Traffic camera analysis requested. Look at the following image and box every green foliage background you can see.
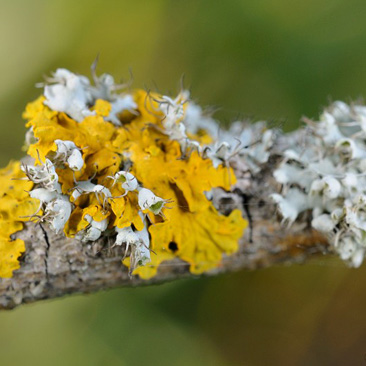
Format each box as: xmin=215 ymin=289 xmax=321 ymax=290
xmin=1 ymin=1 xmax=366 ymax=365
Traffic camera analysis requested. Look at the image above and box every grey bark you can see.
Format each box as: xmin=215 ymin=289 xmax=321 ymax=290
xmin=0 ymin=130 xmax=331 ymax=310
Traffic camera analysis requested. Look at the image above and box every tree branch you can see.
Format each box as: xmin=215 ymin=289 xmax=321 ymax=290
xmin=0 ymin=130 xmax=331 ymax=310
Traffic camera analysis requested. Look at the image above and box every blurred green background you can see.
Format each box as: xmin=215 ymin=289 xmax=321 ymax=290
xmin=1 ymin=0 xmax=366 ymax=365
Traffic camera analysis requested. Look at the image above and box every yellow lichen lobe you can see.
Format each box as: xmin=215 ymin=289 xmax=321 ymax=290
xmin=0 ymin=161 xmax=39 ymax=277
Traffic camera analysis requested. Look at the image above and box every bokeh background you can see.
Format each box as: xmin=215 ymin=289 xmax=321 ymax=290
xmin=1 ymin=0 xmax=366 ymax=365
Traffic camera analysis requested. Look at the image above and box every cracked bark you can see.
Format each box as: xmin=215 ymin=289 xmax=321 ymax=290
xmin=0 ymin=130 xmax=332 ymax=309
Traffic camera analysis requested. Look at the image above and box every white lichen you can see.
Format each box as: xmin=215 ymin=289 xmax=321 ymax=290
xmin=107 ymin=171 xmax=139 ymax=195
xmin=272 ymin=101 xmax=366 ymax=267
xmin=138 ymin=187 xmax=167 ymax=216
xmin=115 ymin=215 xmax=151 ymax=274
xmin=43 ymin=68 xmax=95 ymax=122
xmin=53 ymin=140 xmax=84 ymax=171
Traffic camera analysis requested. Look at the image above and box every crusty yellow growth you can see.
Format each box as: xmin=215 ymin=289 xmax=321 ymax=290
xmin=20 ymin=90 xmax=247 ymax=278
xmin=0 ymin=161 xmax=39 ymax=277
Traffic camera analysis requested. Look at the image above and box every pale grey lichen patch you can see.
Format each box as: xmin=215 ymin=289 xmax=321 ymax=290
xmin=271 ymin=101 xmax=366 ymax=267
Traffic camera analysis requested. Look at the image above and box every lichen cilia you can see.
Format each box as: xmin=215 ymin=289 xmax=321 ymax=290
xmin=0 ymin=67 xmax=251 ymax=279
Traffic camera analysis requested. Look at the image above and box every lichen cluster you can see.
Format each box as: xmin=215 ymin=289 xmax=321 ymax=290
xmin=0 ymin=68 xmax=248 ymax=278
xmin=5 ymin=67 xmax=366 ymax=278
xmin=272 ymin=101 xmax=366 ymax=267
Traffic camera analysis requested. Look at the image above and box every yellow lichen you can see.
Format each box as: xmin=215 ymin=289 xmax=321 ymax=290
xmin=0 ymin=161 xmax=39 ymax=277
xmin=0 ymin=74 xmax=248 ymax=278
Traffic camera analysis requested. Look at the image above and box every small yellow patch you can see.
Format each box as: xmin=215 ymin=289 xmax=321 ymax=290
xmin=93 ymin=99 xmax=112 ymax=117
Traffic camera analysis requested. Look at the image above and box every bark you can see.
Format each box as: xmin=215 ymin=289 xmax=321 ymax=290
xmin=0 ymin=130 xmax=331 ymax=310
